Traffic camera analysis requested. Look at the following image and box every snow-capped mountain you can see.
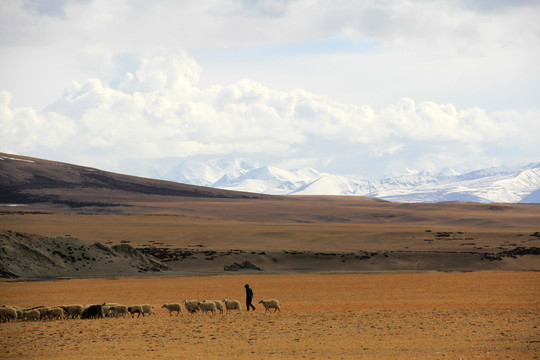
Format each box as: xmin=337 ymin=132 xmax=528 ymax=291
xmin=162 ymin=158 xmax=257 ymax=187
xmin=160 ymin=160 xmax=540 ymax=203
xmin=215 ymin=166 xmax=323 ymax=195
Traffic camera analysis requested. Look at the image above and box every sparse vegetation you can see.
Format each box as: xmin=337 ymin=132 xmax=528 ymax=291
xmin=0 ymin=273 xmax=537 ymax=359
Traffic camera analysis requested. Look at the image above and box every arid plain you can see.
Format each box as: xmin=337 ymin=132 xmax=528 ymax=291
xmin=1 ymin=272 xmax=539 ymax=359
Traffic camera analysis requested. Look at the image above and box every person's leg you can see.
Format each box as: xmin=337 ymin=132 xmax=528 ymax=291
xmin=247 ymin=298 xmax=255 ymax=311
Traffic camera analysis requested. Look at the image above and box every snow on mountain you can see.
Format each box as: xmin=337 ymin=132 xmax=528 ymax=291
xmin=292 ymin=174 xmax=364 ymax=196
xmin=217 ymin=166 xmax=322 ymax=195
xmin=160 ymin=159 xmax=540 ymax=203
xmin=163 ymin=158 xmax=256 ymax=186
xmin=480 ymin=167 xmax=540 ymax=203
xmin=361 ymin=165 xmax=540 ymax=203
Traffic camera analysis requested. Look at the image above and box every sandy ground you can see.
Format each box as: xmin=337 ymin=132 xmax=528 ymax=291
xmin=1 ymin=272 xmax=539 ymax=359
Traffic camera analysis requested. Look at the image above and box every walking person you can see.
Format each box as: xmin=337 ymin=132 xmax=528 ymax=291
xmin=245 ymin=284 xmax=256 ymax=311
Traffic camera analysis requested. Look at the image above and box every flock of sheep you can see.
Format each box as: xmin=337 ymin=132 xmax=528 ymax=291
xmin=0 ymin=299 xmax=280 ymax=322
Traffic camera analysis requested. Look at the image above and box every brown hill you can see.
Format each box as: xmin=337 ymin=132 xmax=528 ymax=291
xmin=0 ymin=152 xmax=270 ymax=208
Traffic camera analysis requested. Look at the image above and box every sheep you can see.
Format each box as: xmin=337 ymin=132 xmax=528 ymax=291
xmin=141 ymin=304 xmax=154 ymax=316
xmin=197 ymin=301 xmax=217 ymax=316
xmin=35 ymin=307 xmax=50 ymax=320
xmin=10 ymin=306 xmax=23 ymax=320
xmin=5 ymin=306 xmax=24 ymax=321
xmin=23 ymin=309 xmax=40 ymax=321
xmin=128 ymin=305 xmax=144 ymax=318
xmin=81 ymin=305 xmax=103 ymax=319
xmin=101 ymin=305 xmax=112 ymax=317
xmin=102 ymin=303 xmax=124 ymax=317
xmin=184 ymin=300 xmax=200 ymax=314
xmin=162 ymin=303 xmax=183 ymax=316
xmin=258 ymin=299 xmax=280 ymax=313
xmin=213 ymin=300 xmax=224 ymax=315
xmin=0 ymin=306 xmax=18 ymax=322
xmin=222 ymin=299 xmax=241 ymax=314
xmin=46 ymin=307 xmax=65 ymax=320
xmin=61 ymin=305 xmax=83 ymax=319
xmin=108 ymin=305 xmax=129 ymax=318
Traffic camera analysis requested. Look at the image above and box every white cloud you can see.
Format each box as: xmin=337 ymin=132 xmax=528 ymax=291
xmin=0 ymin=1 xmax=538 ymax=114
xmin=119 ymin=54 xmax=201 ymax=95
xmin=1 ymin=53 xmax=538 ymax=178
xmin=1 ymin=0 xmax=539 ymax=178
xmin=381 ymin=98 xmax=507 ymax=142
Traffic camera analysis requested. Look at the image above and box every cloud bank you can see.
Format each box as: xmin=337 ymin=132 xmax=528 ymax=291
xmin=1 ymin=53 xmax=538 ymax=178
xmin=1 ymin=0 xmax=539 ymax=178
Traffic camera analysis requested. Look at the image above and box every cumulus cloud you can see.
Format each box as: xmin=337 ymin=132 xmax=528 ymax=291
xmin=1 ymin=53 xmax=538 ymax=178
xmin=119 ymin=54 xmax=202 ymax=95
xmin=381 ymin=98 xmax=506 ymax=142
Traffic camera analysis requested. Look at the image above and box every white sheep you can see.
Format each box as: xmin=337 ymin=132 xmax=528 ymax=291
xmin=61 ymin=305 xmax=83 ymax=319
xmin=162 ymin=303 xmax=183 ymax=316
xmin=197 ymin=301 xmax=217 ymax=316
xmin=0 ymin=306 xmax=18 ymax=322
xmin=184 ymin=300 xmax=200 ymax=314
xmin=23 ymin=309 xmax=41 ymax=321
xmin=101 ymin=303 xmax=123 ymax=317
xmin=222 ymin=299 xmax=241 ymax=314
xmin=141 ymin=304 xmax=154 ymax=316
xmin=46 ymin=307 xmax=65 ymax=320
xmin=258 ymin=299 xmax=280 ymax=313
xmin=108 ymin=305 xmax=129 ymax=318
xmin=11 ymin=306 xmax=23 ymax=320
xmin=213 ymin=300 xmax=224 ymax=315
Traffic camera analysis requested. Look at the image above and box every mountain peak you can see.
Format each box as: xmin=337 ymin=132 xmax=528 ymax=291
xmin=160 ymin=159 xmax=540 ymax=203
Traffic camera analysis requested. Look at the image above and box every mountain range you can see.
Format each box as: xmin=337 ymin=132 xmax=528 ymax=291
xmin=160 ymin=159 xmax=540 ymax=203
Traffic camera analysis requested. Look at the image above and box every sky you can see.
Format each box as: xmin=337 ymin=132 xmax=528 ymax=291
xmin=1 ymin=0 xmax=540 ymax=180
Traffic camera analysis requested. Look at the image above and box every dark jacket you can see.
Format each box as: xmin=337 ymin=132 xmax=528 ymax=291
xmin=246 ymin=287 xmax=254 ymax=299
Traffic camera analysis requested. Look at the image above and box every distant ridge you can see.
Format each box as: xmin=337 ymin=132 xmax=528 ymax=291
xmin=3 ymin=153 xmax=539 ymax=204
xmin=161 ymin=158 xmax=540 ymax=203
xmin=0 ymin=153 xmax=271 ymax=207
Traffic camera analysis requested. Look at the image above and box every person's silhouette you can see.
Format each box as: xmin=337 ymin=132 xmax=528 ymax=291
xmin=245 ymin=284 xmax=255 ymax=311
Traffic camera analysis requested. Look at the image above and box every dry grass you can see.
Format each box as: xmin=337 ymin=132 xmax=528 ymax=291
xmin=3 ymin=198 xmax=539 ymax=273
xmin=1 ymin=272 xmax=539 ymax=359
xmin=2 ymin=197 xmax=540 ymax=253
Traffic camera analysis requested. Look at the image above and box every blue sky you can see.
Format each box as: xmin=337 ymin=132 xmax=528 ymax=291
xmin=1 ymin=0 xmax=539 ymax=179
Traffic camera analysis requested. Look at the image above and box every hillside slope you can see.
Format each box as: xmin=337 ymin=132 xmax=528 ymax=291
xmin=0 ymin=153 xmax=270 ymax=208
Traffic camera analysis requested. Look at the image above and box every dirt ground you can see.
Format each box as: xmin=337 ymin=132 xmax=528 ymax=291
xmin=1 ymin=272 xmax=539 ymax=359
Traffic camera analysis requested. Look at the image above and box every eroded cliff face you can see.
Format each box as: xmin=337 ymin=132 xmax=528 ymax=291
xmin=0 ymin=230 xmax=167 ymax=278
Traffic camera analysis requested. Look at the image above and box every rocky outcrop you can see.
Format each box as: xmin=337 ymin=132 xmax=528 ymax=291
xmin=224 ymin=260 xmax=263 ymax=271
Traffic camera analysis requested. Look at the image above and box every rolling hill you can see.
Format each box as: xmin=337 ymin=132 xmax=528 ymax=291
xmin=0 ymin=153 xmax=270 ymax=208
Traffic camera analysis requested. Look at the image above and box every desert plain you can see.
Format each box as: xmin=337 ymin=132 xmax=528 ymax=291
xmin=1 ymin=272 xmax=539 ymax=359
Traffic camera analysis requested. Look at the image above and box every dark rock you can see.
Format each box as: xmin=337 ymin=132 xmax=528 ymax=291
xmin=224 ymin=261 xmax=263 ymax=271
